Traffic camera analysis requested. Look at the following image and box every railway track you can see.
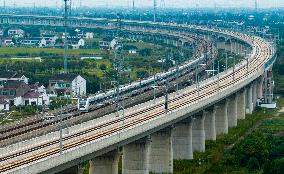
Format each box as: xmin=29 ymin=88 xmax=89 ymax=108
xmin=0 ymin=30 xmax=216 ymax=147
xmin=0 ymin=32 xmax=270 ymax=173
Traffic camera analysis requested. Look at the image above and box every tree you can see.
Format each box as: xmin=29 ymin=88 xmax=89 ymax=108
xmin=138 ymin=48 xmax=152 ymax=57
xmin=55 ymin=38 xmax=64 ymax=44
xmin=232 ymin=131 xmax=269 ymax=167
xmin=247 ymin=157 xmax=260 ymax=171
xmin=264 ymin=158 xmax=284 ymax=174
xmin=99 ymin=64 xmax=107 ymax=71
xmin=136 ymin=69 xmax=148 ymax=79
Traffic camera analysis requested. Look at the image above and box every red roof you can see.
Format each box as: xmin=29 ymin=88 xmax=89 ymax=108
xmin=23 ymin=91 xmax=41 ymax=99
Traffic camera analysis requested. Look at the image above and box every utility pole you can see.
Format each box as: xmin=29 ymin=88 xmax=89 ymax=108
xmin=132 ymin=0 xmax=135 ymax=13
xmin=13 ymin=0 xmax=16 ymax=10
xmin=254 ymin=0 xmax=258 ymax=11
xmin=153 ymin=0 xmax=157 ymax=22
xmin=161 ymin=0 xmax=165 ymax=9
xmin=63 ymin=0 xmax=69 ymax=73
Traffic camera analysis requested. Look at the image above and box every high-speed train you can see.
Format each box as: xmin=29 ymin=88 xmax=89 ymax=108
xmin=78 ymin=53 xmax=208 ymax=112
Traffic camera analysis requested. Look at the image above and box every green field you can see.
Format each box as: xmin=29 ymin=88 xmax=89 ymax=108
xmin=0 ymin=47 xmax=106 ymax=56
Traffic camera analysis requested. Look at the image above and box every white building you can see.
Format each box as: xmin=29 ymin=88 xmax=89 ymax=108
xmin=0 ymin=29 xmax=4 ymax=37
xmin=23 ymin=91 xmax=44 ymax=106
xmin=49 ymin=74 xmax=86 ymax=97
xmin=99 ymin=37 xmax=118 ymax=50
xmin=8 ymin=28 xmax=25 ymax=38
xmin=71 ymin=38 xmax=85 ymax=49
xmin=3 ymin=39 xmax=14 ymax=47
xmin=0 ymin=99 xmax=9 ymax=111
xmin=84 ymin=32 xmax=94 ymax=39
xmin=0 ymin=71 xmax=29 ymax=85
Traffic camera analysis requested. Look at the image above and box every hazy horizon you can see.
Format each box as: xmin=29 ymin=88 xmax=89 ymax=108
xmin=2 ymin=0 xmax=284 ymax=9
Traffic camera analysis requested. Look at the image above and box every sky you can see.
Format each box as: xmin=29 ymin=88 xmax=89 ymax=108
xmin=2 ymin=0 xmax=284 ymax=9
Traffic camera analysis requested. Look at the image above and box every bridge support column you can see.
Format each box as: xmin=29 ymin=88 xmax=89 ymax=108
xmin=215 ymin=100 xmax=228 ymax=135
xmin=204 ymin=108 xmax=216 ymax=140
xmin=264 ymin=70 xmax=274 ymax=104
xmin=122 ymin=138 xmax=150 ymax=174
xmin=149 ymin=127 xmax=173 ymax=174
xmin=172 ymin=118 xmax=193 ymax=160
xmin=192 ymin=113 xmax=205 ymax=152
xmin=252 ymin=81 xmax=258 ymax=109
xmin=89 ymin=150 xmax=119 ymax=174
xmin=227 ymin=95 xmax=237 ymax=128
xmin=237 ymin=89 xmax=246 ymax=120
xmin=246 ymin=84 xmax=253 ymax=114
xmin=257 ymin=76 xmax=264 ymax=99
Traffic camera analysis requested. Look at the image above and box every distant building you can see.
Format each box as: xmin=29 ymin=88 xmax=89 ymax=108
xmin=84 ymin=32 xmax=94 ymax=39
xmin=41 ymin=34 xmax=58 ymax=47
xmin=0 ymin=98 xmax=9 ymax=112
xmin=69 ymin=38 xmax=85 ymax=49
xmin=0 ymin=29 xmax=4 ymax=37
xmin=0 ymin=71 xmax=29 ymax=85
xmin=29 ymin=82 xmax=54 ymax=106
xmin=99 ymin=37 xmax=118 ymax=50
xmin=2 ymin=38 xmax=14 ymax=47
xmin=0 ymin=81 xmax=31 ymax=106
xmin=129 ymin=49 xmax=137 ymax=54
xmin=49 ymin=74 xmax=86 ymax=97
xmin=21 ymin=38 xmax=40 ymax=47
xmin=8 ymin=28 xmax=25 ymax=38
xmin=22 ymin=91 xmax=43 ymax=106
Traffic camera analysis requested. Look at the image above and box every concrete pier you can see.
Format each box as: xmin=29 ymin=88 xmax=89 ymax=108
xmin=122 ymin=138 xmax=150 ymax=174
xmin=246 ymin=84 xmax=253 ymax=114
xmin=204 ymin=108 xmax=216 ymax=140
xmin=227 ymin=95 xmax=238 ymax=128
xmin=149 ymin=128 xmax=173 ymax=174
xmin=89 ymin=150 xmax=119 ymax=174
xmin=257 ymin=76 xmax=264 ymax=99
xmin=237 ymin=90 xmax=246 ymax=120
xmin=172 ymin=118 xmax=193 ymax=160
xmin=192 ymin=113 xmax=205 ymax=152
xmin=252 ymin=81 xmax=257 ymax=109
xmin=215 ymin=100 xmax=228 ymax=135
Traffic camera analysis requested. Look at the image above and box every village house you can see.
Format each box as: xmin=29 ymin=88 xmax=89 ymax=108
xmin=99 ymin=37 xmax=118 ymax=50
xmin=0 ymin=81 xmax=31 ymax=106
xmin=29 ymin=82 xmax=56 ymax=106
xmin=84 ymin=32 xmax=94 ymax=39
xmin=0 ymin=29 xmax=4 ymax=37
xmin=0 ymin=98 xmax=9 ymax=112
xmin=2 ymin=38 xmax=14 ymax=47
xmin=21 ymin=37 xmax=47 ymax=47
xmin=41 ymin=34 xmax=58 ymax=47
xmin=0 ymin=71 xmax=29 ymax=85
xmin=49 ymin=74 xmax=86 ymax=97
xmin=8 ymin=28 xmax=25 ymax=38
xmin=0 ymin=72 xmax=53 ymax=110
xmin=69 ymin=38 xmax=85 ymax=49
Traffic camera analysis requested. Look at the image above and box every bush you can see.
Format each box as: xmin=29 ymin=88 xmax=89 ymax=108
xmin=247 ymin=157 xmax=260 ymax=171
xmin=232 ymin=131 xmax=269 ymax=167
xmin=263 ymin=158 xmax=284 ymax=174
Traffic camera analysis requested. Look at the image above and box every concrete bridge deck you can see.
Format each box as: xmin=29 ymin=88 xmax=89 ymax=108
xmin=0 ymin=18 xmax=276 ymax=174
